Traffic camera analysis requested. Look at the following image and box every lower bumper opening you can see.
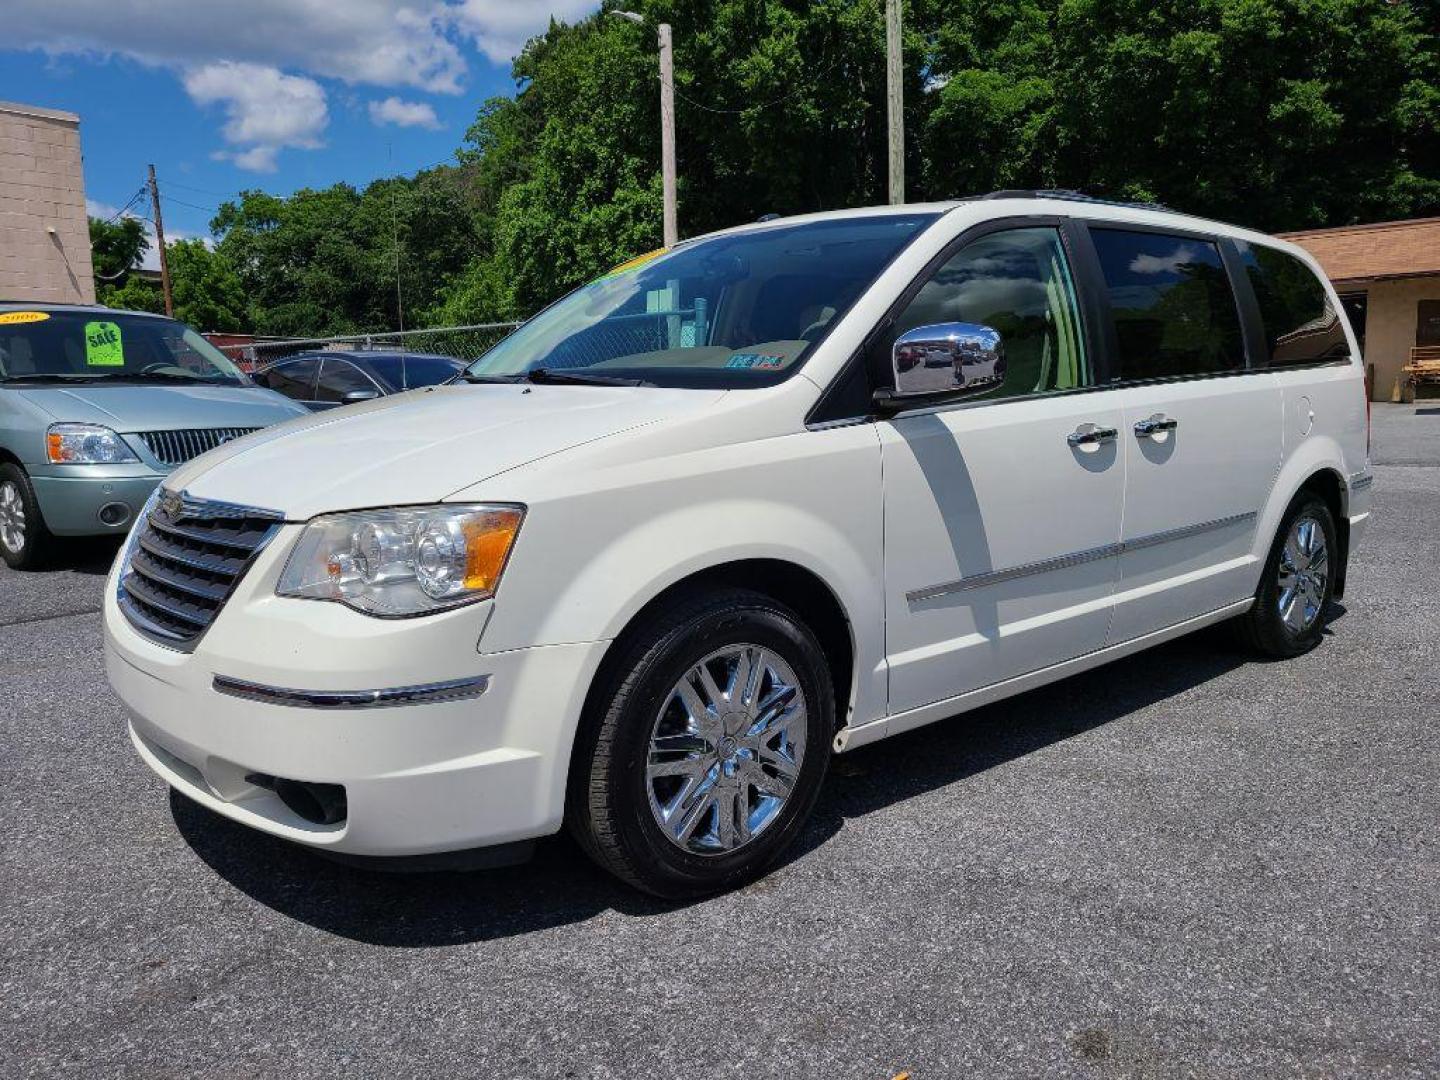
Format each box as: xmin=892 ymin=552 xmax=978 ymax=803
xmin=245 ymin=772 xmax=348 ymax=826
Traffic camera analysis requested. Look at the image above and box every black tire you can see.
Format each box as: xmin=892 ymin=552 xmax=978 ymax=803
xmin=568 ymin=588 xmax=834 ymax=899
xmin=0 ymin=462 xmax=54 ymax=571
xmin=1234 ymin=493 xmax=1338 ymax=658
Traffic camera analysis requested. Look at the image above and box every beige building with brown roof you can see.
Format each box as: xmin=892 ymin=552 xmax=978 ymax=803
xmin=0 ymin=100 xmax=95 ymax=305
xmin=1278 ymin=217 xmax=1440 ymax=401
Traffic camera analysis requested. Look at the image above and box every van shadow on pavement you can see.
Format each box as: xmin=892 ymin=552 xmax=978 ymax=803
xmin=173 ymin=613 xmax=1342 ymax=947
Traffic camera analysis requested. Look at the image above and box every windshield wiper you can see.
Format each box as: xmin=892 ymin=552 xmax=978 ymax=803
xmin=523 ymin=367 xmax=654 ymax=387
xmin=1 ymin=373 xmax=107 ymax=384
xmin=108 ymin=371 xmax=234 ymax=384
xmin=456 ymin=372 xmax=525 ymax=384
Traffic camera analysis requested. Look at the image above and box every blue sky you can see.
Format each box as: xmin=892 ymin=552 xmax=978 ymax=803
xmin=0 ymin=1 xmax=598 ymax=262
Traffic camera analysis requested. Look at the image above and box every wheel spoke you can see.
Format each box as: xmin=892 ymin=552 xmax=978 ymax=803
xmin=646 ymin=642 xmax=808 ymax=856
xmin=696 ymin=662 xmax=727 ymax=713
xmin=742 ymin=757 xmax=795 ymax=798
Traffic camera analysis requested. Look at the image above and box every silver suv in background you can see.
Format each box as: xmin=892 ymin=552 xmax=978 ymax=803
xmin=0 ymin=304 xmax=306 ymax=569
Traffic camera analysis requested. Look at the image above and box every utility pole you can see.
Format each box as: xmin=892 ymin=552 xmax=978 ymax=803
xmin=612 ymin=11 xmax=678 ymax=247
xmin=658 ymin=22 xmax=678 ymax=247
xmin=885 ymin=0 xmax=904 ymax=205
xmin=147 ymin=164 xmax=174 ymax=316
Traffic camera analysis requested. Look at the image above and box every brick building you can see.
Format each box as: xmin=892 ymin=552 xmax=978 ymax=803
xmin=0 ymin=100 xmax=95 ymax=305
xmin=1279 ymin=217 xmax=1440 ymax=401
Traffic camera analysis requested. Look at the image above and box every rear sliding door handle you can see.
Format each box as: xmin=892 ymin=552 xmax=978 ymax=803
xmin=1134 ymin=413 xmax=1179 ymax=438
xmin=1067 ymin=423 xmax=1119 ymax=447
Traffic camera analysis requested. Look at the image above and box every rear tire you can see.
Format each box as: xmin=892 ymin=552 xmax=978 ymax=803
xmin=569 ymin=588 xmax=833 ymax=899
xmin=1235 ymin=493 xmax=1337 ymax=658
xmin=0 ymin=463 xmax=53 ymax=571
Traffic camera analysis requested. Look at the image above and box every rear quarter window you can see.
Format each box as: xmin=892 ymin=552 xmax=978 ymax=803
xmin=1236 ymin=241 xmax=1349 ymax=366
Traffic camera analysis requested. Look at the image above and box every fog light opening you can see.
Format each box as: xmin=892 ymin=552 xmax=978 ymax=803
xmin=98 ymin=502 xmax=131 ymax=527
xmin=253 ymin=776 xmax=348 ymax=826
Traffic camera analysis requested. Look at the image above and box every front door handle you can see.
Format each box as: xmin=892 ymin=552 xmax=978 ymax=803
xmin=1134 ymin=413 xmax=1179 ymax=438
xmin=1067 ymin=422 xmax=1119 ymax=447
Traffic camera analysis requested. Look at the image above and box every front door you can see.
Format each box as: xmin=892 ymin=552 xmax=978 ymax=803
xmin=880 ymin=223 xmax=1125 ymax=715
xmin=1083 ymin=225 xmax=1281 ymax=644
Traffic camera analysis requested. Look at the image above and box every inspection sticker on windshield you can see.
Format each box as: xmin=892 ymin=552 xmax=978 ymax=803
xmin=595 ymin=247 xmax=668 ymax=282
xmin=84 ymin=320 xmax=125 ymax=366
xmin=0 ymin=311 xmax=50 ymax=325
xmin=726 ymin=353 xmax=785 ymax=369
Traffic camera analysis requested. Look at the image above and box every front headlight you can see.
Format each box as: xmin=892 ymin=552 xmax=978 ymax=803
xmin=46 ymin=423 xmax=140 ymax=464
xmin=276 ymin=504 xmax=524 ymax=617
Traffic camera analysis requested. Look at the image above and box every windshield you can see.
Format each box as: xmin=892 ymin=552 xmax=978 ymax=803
xmin=465 ymin=213 xmax=939 ymax=389
xmin=0 ymin=311 xmax=247 ymax=385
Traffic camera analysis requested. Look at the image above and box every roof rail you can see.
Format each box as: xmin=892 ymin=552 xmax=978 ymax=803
xmin=976 ymin=188 xmax=1172 ymax=212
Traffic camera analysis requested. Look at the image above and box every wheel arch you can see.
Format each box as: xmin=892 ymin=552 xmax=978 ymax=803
xmin=1295 ymin=466 xmax=1349 ymax=598
xmin=578 ymin=557 xmax=856 ymax=736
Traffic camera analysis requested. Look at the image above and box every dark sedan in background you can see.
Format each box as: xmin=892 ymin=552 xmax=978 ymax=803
xmin=252 ymin=350 xmax=465 ymax=410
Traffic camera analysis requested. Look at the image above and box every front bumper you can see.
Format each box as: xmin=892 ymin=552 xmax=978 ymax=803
xmin=30 ymin=466 xmax=165 ymax=536
xmin=104 ymin=543 xmax=608 ymax=858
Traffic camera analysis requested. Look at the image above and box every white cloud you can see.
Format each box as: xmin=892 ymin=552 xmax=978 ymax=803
xmin=184 ymin=62 xmax=328 ymax=172
xmin=1130 ymin=244 xmax=1198 ymax=276
xmin=3 ymin=1 xmax=602 ymax=93
xmin=369 ymin=96 xmax=442 ymax=131
xmin=6 ymin=2 xmax=601 ymax=172
xmin=4 ymin=1 xmax=470 ymax=94
xmin=450 ymin=0 xmax=599 ymax=63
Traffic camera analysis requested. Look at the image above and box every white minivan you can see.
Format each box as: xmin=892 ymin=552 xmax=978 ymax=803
xmin=104 ymin=192 xmax=1371 ymax=897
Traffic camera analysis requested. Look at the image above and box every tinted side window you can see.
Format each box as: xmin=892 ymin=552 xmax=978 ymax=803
xmin=315 ymin=359 xmax=379 ymax=403
xmin=879 ymin=226 xmax=1091 ymax=401
xmin=261 ymin=358 xmax=319 ymax=400
xmin=1091 ymin=228 xmax=1245 ymax=380
xmin=1236 ymin=241 xmax=1348 ymax=366
xmin=401 ymin=356 xmax=462 ymax=388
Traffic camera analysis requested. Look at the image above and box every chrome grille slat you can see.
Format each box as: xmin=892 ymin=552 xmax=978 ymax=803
xmin=128 ymin=550 xmax=231 ymax=603
xmin=137 ymin=427 xmax=258 ymax=468
xmin=117 ymin=491 xmax=283 ymax=651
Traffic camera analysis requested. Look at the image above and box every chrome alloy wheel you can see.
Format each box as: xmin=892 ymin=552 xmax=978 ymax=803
xmin=1277 ymin=514 xmax=1329 ymax=633
xmin=0 ymin=480 xmax=25 ymax=555
xmin=646 ymin=644 xmax=807 ymax=855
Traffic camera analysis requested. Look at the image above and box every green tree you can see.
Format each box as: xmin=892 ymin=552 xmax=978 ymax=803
xmin=165 ymin=239 xmax=248 ymax=331
xmin=88 ymin=215 xmax=149 ymax=282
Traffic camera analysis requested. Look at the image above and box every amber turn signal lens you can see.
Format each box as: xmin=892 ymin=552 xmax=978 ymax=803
xmin=462 ymin=508 xmax=524 ymax=592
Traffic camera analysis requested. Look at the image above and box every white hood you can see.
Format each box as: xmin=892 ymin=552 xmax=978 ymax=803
xmin=171 ymin=383 xmax=725 ymax=519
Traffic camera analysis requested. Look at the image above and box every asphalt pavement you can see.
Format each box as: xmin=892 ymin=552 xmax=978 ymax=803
xmin=2 ymin=405 xmax=1436 ymax=1079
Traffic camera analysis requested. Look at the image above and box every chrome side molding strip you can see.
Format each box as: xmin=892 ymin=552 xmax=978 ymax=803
xmin=213 ymin=673 xmax=492 ymax=709
xmin=908 ymin=511 xmax=1257 ymax=603
xmin=1348 ymin=472 xmax=1373 ymax=492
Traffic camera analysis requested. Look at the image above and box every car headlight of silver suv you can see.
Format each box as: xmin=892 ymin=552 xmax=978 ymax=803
xmin=46 ymin=423 xmax=139 ymax=464
xmin=276 ymin=504 xmax=524 ymax=617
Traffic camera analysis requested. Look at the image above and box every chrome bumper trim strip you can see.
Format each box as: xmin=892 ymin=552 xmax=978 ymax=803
xmin=212 ymin=673 xmax=492 ymax=709
xmin=908 ymin=511 xmax=1257 ymax=603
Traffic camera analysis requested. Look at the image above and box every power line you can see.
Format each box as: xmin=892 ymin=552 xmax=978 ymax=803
xmin=100 ymin=186 xmax=147 ymax=223
xmin=162 ymin=178 xmax=241 ymax=197
xmin=159 ymin=192 xmax=221 ymax=214
xmin=658 ymin=57 xmax=845 ymax=116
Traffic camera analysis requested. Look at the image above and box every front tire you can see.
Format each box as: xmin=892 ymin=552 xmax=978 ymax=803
xmin=0 ymin=463 xmax=53 ymax=571
xmin=569 ymin=588 xmax=834 ymax=899
xmin=1235 ymin=493 xmax=1337 ymax=658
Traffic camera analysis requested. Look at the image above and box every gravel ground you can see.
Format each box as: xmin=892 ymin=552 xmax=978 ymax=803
xmin=2 ymin=405 xmax=1436 ymax=1079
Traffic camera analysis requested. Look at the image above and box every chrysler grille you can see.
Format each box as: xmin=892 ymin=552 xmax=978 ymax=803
xmin=117 ymin=494 xmax=283 ymax=650
xmin=137 ymin=428 xmax=258 ymax=468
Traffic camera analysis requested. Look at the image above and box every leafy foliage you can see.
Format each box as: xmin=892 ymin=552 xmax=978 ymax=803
xmin=142 ymin=0 xmax=1440 ymax=333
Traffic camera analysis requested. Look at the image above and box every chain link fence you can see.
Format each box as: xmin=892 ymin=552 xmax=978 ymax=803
xmin=212 ymin=322 xmax=522 ymax=373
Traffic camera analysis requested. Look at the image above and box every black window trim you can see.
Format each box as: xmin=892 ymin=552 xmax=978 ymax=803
xmin=316 ymin=356 xmax=386 ymax=401
xmin=807 ymin=214 xmax=1106 ymax=426
xmin=1226 ymin=236 xmax=1355 ymax=373
xmin=262 ymin=356 xmax=322 ymax=400
xmin=1073 ymin=217 xmax=1257 ymax=387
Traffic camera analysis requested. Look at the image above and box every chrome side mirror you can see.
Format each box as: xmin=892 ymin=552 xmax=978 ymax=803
xmin=343 ymin=388 xmax=381 ymax=403
xmin=890 ymin=322 xmax=1005 ymax=401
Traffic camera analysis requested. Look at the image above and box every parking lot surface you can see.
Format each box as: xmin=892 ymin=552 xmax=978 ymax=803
xmin=3 ymin=405 xmax=1436 ymax=1079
